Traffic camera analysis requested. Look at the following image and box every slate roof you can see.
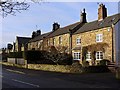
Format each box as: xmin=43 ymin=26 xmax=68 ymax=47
xmin=28 ymin=13 xmax=120 ymax=43
xmin=74 ymin=13 xmax=120 ymax=34
xmin=28 ymin=32 xmax=51 ymax=43
xmin=47 ymin=22 xmax=84 ymax=38
xmin=17 ymin=36 xmax=31 ymax=44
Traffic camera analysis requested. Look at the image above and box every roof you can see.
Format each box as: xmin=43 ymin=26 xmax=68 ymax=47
xmin=74 ymin=13 xmax=120 ymax=34
xmin=16 ymin=36 xmax=31 ymax=44
xmin=28 ymin=32 xmax=51 ymax=43
xmin=47 ymin=22 xmax=84 ymax=38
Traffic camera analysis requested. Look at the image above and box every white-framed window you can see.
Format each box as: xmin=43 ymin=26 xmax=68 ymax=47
xmin=96 ymin=34 xmax=103 ymax=42
xmin=96 ymin=51 xmax=103 ymax=60
xmin=73 ymin=52 xmax=81 ymax=60
xmin=76 ymin=38 xmax=81 ymax=45
xmin=86 ymin=52 xmax=91 ymax=60
xmin=59 ymin=36 xmax=62 ymax=45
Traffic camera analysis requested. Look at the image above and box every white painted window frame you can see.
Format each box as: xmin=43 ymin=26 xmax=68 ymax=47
xmin=76 ymin=38 xmax=81 ymax=45
xmin=96 ymin=51 xmax=104 ymax=60
xmin=73 ymin=52 xmax=81 ymax=60
xmin=86 ymin=52 xmax=91 ymax=60
xmin=96 ymin=34 xmax=103 ymax=42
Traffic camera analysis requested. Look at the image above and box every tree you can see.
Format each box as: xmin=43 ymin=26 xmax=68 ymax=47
xmin=7 ymin=43 xmax=13 ymax=53
xmin=0 ymin=0 xmax=44 ymax=17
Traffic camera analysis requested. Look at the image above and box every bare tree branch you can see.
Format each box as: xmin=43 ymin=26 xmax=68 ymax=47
xmin=0 ymin=0 xmax=44 ymax=17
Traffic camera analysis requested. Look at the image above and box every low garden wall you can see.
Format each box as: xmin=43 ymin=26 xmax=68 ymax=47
xmin=1 ymin=61 xmax=110 ymax=73
xmin=7 ymin=58 xmax=16 ymax=64
xmin=27 ymin=64 xmax=82 ymax=73
xmin=7 ymin=58 xmax=25 ymax=65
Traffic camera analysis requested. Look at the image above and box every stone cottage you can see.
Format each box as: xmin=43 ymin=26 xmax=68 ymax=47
xmin=13 ymin=36 xmax=31 ymax=52
xmin=27 ymin=3 xmax=120 ymax=65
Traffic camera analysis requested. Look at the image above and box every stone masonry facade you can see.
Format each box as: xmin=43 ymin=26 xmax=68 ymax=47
xmin=26 ymin=3 xmax=120 ymax=65
xmin=72 ymin=27 xmax=113 ymax=65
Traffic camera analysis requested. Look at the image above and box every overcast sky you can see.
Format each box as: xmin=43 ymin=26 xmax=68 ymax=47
xmin=1 ymin=1 xmax=119 ymax=48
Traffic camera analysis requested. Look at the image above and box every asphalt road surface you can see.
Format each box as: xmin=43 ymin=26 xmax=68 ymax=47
xmin=1 ymin=64 xmax=120 ymax=89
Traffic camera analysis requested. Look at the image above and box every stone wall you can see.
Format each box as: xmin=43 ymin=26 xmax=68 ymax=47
xmin=28 ymin=34 xmax=71 ymax=53
xmin=47 ymin=34 xmax=70 ymax=53
xmin=7 ymin=58 xmax=25 ymax=65
xmin=27 ymin=64 xmax=82 ymax=73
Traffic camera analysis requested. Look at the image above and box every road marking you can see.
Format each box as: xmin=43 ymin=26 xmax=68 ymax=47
xmin=6 ymin=69 xmax=25 ymax=74
xmin=12 ymin=79 xmax=40 ymax=88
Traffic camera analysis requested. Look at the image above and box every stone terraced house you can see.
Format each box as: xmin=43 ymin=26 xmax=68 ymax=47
xmin=13 ymin=36 xmax=31 ymax=52
xmin=27 ymin=4 xmax=120 ymax=65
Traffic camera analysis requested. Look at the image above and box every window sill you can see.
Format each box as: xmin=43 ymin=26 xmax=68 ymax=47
xmin=73 ymin=59 xmax=81 ymax=61
xmin=96 ymin=59 xmax=103 ymax=60
xmin=76 ymin=44 xmax=81 ymax=45
xmin=96 ymin=41 xmax=103 ymax=43
xmin=86 ymin=59 xmax=91 ymax=61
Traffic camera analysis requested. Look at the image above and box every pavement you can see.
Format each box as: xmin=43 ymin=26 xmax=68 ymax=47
xmin=1 ymin=64 xmax=120 ymax=89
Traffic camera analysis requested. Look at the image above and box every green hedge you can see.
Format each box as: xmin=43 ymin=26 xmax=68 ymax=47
xmin=8 ymin=51 xmax=23 ymax=58
xmin=23 ymin=50 xmax=56 ymax=64
xmin=99 ymin=59 xmax=110 ymax=66
xmin=23 ymin=50 xmax=72 ymax=65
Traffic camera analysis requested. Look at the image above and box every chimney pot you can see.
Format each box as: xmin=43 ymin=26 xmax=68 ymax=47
xmin=52 ymin=22 xmax=60 ymax=31
xmin=80 ymin=8 xmax=87 ymax=23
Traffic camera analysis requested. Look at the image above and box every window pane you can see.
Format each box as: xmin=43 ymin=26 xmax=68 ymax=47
xmin=96 ymin=34 xmax=103 ymax=42
xmin=74 ymin=52 xmax=80 ymax=60
xmin=77 ymin=38 xmax=81 ymax=44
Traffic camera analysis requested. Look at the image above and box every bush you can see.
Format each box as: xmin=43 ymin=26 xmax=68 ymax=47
xmin=23 ymin=50 xmax=72 ymax=65
xmin=8 ymin=51 xmax=23 ymax=58
xmin=57 ymin=53 xmax=73 ymax=65
xmin=70 ymin=62 xmax=82 ymax=73
xmin=23 ymin=50 xmax=40 ymax=60
xmin=99 ymin=59 xmax=110 ymax=66
xmin=23 ymin=50 xmax=54 ymax=64
xmin=2 ymin=53 xmax=8 ymax=61
xmin=82 ymin=60 xmax=89 ymax=67
xmin=81 ymin=66 xmax=110 ymax=73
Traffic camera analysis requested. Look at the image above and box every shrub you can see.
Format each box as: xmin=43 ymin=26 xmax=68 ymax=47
xmin=99 ymin=59 xmax=110 ymax=66
xmin=23 ymin=50 xmax=40 ymax=60
xmin=57 ymin=53 xmax=73 ymax=65
xmin=82 ymin=60 xmax=89 ymax=67
xmin=8 ymin=51 xmax=23 ymax=58
xmin=81 ymin=66 xmax=110 ymax=73
xmin=23 ymin=50 xmax=54 ymax=64
xmin=70 ymin=62 xmax=82 ymax=73
xmin=2 ymin=53 xmax=8 ymax=61
xmin=44 ymin=52 xmax=73 ymax=65
xmin=23 ymin=50 xmax=72 ymax=65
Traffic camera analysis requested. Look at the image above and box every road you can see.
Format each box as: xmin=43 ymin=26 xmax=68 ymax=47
xmin=1 ymin=64 xmax=120 ymax=88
